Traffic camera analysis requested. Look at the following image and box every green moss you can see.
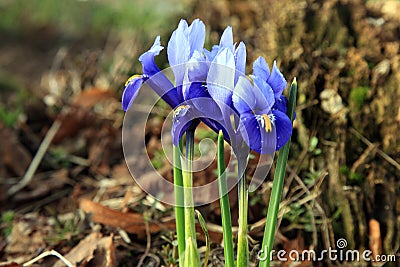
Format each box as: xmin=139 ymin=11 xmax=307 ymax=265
xmin=1 ymin=211 xmax=15 ymax=237
xmin=151 ymin=149 xmax=166 ymax=170
xmin=350 ymin=86 xmax=369 ymax=111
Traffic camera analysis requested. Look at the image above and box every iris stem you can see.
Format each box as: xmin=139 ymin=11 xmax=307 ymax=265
xmin=217 ymin=131 xmax=234 ymax=267
xmin=183 ymin=130 xmax=200 ymax=267
xmin=237 ymin=171 xmax=249 ymax=267
xmin=173 ymin=141 xmax=185 ymax=266
xmin=259 ymin=78 xmax=297 ymax=267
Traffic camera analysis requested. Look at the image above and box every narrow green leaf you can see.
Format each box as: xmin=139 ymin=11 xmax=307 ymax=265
xmin=259 ymin=78 xmax=297 ymax=267
xmin=237 ymin=172 xmax=249 ymax=267
xmin=195 ymin=210 xmax=210 ymax=267
xmin=173 ymin=141 xmax=185 ymax=266
xmin=217 ymin=131 xmax=235 ymax=267
xmin=183 ymin=130 xmax=200 ymax=267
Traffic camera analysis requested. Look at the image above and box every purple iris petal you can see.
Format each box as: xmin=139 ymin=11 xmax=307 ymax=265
xmin=187 ymin=52 xmax=209 ymax=82
xmin=219 ymin=26 xmax=234 ymax=50
xmin=238 ymin=112 xmax=277 ymax=154
xmin=234 ymin=42 xmax=246 ymax=83
xmin=123 ymin=35 xmax=180 ymax=110
xmin=138 ymin=36 xmax=163 ymax=76
xmin=183 ymin=81 xmax=206 ymax=100
xmin=167 ymin=20 xmax=190 ymax=67
xmin=251 ymin=76 xmax=275 ymax=112
xmin=272 ymin=95 xmax=288 ymax=113
xmin=172 ymin=106 xmax=197 ymax=145
xmin=207 ymin=48 xmax=235 ymax=108
xmin=232 ymin=76 xmax=256 ymax=114
xmin=267 ymin=61 xmax=287 ymax=98
xmin=204 ymin=45 xmax=220 ymax=61
xmin=272 ymin=109 xmax=292 ymax=150
xmin=238 ymin=112 xmax=262 ymax=152
xmin=145 ymin=71 xmax=180 ymax=108
xmin=188 ymin=19 xmax=206 ymax=56
xmin=122 ymin=76 xmax=144 ymax=111
xmin=253 ymin=56 xmax=270 ymax=81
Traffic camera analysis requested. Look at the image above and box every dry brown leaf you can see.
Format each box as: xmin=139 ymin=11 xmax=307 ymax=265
xmin=79 ymin=198 xmax=167 ymax=235
xmin=52 ymin=107 xmax=96 ymax=144
xmin=0 ymin=122 xmax=31 ymax=177
xmin=79 ymin=199 xmax=225 ymax=243
xmin=280 ymin=233 xmax=312 ymax=267
xmin=0 ymin=262 xmax=22 ymax=267
xmin=72 ymin=88 xmax=115 ymax=109
xmin=5 ymin=220 xmax=46 ymax=263
xmin=86 ymin=235 xmax=116 ymax=267
xmin=53 ymin=232 xmax=100 ymax=267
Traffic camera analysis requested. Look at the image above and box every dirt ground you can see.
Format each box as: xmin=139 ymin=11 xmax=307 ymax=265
xmin=0 ymin=0 xmax=399 ymax=266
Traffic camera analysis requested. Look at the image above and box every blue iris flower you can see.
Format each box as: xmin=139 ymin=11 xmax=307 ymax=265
xmin=172 ymin=36 xmax=246 ymax=145
xmin=232 ymin=57 xmax=292 ymax=153
xmin=122 ymin=18 xmax=293 ymax=154
xmin=122 ymin=19 xmax=233 ymax=145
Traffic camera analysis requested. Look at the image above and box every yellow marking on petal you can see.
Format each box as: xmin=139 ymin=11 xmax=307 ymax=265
xmin=174 ymin=105 xmax=190 ymax=117
xmin=247 ymin=75 xmax=255 ymax=86
xmin=262 ymin=114 xmax=272 ymax=133
xmin=125 ymin=74 xmax=142 ymax=86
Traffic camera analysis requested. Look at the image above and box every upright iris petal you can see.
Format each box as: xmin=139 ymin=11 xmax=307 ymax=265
xmin=188 ymin=19 xmax=206 ymax=55
xmin=252 ymin=57 xmax=287 ymax=99
xmin=219 ymin=26 xmax=234 ymax=50
xmin=234 ymin=42 xmax=247 ymax=83
xmin=268 ymin=61 xmax=287 ymax=99
xmin=167 ymin=19 xmax=205 ymax=89
xmin=207 ymin=48 xmax=236 ymax=108
xmin=252 ymin=56 xmax=270 ymax=81
xmin=172 ymin=24 xmax=248 ymax=146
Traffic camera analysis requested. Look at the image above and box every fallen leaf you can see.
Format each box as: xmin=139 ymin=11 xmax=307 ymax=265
xmin=72 ymin=88 xmax=115 ymax=109
xmin=79 ymin=198 xmax=167 ymax=235
xmin=0 ymin=262 xmax=22 ymax=267
xmin=52 ymin=107 xmax=96 ymax=144
xmin=0 ymin=121 xmax=31 ymax=177
xmin=79 ymin=198 xmax=223 ymax=243
xmin=86 ymin=235 xmax=116 ymax=267
xmin=5 ymin=219 xmax=46 ymax=263
xmin=53 ymin=232 xmax=97 ymax=267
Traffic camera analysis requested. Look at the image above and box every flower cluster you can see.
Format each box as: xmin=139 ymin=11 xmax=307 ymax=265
xmin=122 ymin=18 xmax=292 ymax=154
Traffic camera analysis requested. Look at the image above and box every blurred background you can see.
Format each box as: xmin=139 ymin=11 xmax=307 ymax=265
xmin=0 ymin=0 xmax=399 ymax=266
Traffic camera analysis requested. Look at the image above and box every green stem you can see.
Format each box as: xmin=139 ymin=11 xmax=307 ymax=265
xmin=173 ymin=141 xmax=185 ymax=266
xmin=183 ymin=130 xmax=200 ymax=267
xmin=259 ymin=78 xmax=297 ymax=267
xmin=217 ymin=131 xmax=234 ymax=267
xmin=237 ymin=171 xmax=249 ymax=267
